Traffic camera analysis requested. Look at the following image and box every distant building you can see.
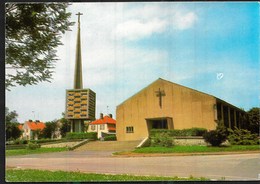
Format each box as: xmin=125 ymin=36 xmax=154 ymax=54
xmin=116 ymin=78 xmax=245 ymax=141
xmin=19 ymin=120 xmax=46 ymax=140
xmin=88 ymin=113 xmax=116 ymax=139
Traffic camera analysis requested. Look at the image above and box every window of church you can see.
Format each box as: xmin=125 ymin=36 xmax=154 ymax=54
xmin=126 ymin=126 xmax=134 ymax=133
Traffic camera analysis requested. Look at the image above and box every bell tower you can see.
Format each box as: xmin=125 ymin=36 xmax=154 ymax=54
xmin=65 ymin=12 xmax=96 ymax=132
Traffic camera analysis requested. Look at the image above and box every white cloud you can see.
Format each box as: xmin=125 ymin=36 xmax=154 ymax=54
xmin=174 ymin=12 xmax=198 ymax=30
xmin=113 ymin=4 xmax=198 ymax=40
xmin=115 ymin=19 xmax=167 ymax=40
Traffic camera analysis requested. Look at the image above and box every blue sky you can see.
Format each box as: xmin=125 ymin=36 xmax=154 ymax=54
xmin=6 ymin=2 xmax=259 ymax=123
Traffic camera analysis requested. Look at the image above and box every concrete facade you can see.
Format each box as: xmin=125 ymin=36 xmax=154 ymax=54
xmin=116 ymin=78 xmax=244 ymax=141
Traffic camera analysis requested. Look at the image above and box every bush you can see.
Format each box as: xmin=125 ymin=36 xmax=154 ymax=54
xmin=190 ymin=128 xmax=208 ymax=136
xmin=150 ymin=132 xmax=174 ymax=147
xmin=103 ymin=135 xmax=117 ymax=141
xmin=26 ymin=143 xmax=41 ymax=150
xmin=150 ymin=127 xmax=207 ymax=137
xmin=14 ymin=139 xmax=28 ymax=145
xmin=203 ymin=122 xmax=228 ymax=146
xmin=30 ymin=138 xmax=66 ymax=144
xmin=203 ymin=131 xmax=225 ymax=146
xmin=21 ymin=139 xmax=28 ymax=144
xmin=66 ymin=132 xmax=97 ymax=140
xmin=228 ymin=127 xmax=259 ymax=145
xmin=14 ymin=139 xmax=20 ymax=145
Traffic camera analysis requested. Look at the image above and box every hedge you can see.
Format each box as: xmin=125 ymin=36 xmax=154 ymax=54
xmin=150 ymin=128 xmax=207 ymax=137
xmin=104 ymin=135 xmax=117 ymax=141
xmin=66 ymin=132 xmax=97 ymax=140
xmin=30 ymin=138 xmax=67 ymax=144
xmin=228 ymin=128 xmax=259 ymax=145
xmin=6 ymin=144 xmax=27 ymax=150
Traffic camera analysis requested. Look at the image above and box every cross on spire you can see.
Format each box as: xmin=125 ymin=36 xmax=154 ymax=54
xmin=76 ymin=12 xmax=83 ymax=23
xmin=155 ymin=88 xmax=166 ymax=108
xmin=74 ymin=12 xmax=83 ymax=89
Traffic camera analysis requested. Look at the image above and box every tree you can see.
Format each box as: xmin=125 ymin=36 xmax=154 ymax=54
xmin=203 ymin=120 xmax=228 ymax=147
xmin=41 ymin=120 xmax=57 ymax=139
xmin=5 ymin=3 xmax=74 ymax=90
xmin=247 ymin=107 xmax=259 ymax=134
xmin=5 ymin=107 xmax=18 ymax=123
xmin=5 ymin=107 xmax=21 ymax=140
xmin=59 ymin=116 xmax=71 ymax=137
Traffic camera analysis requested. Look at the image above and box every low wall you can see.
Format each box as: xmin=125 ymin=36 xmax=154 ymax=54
xmin=174 ymin=136 xmax=206 ymax=146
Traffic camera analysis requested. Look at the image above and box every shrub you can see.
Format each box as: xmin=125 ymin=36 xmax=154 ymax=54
xmin=13 ymin=139 xmax=28 ymax=145
xmin=203 ymin=122 xmax=228 ymax=146
xmin=21 ymin=139 xmax=28 ymax=144
xmin=228 ymin=127 xmax=259 ymax=145
xmin=66 ymin=132 xmax=97 ymax=140
xmin=103 ymin=135 xmax=117 ymax=141
xmin=30 ymin=138 xmax=66 ymax=144
xmin=14 ymin=139 xmax=20 ymax=145
xmin=26 ymin=143 xmax=41 ymax=150
xmin=150 ymin=128 xmax=207 ymax=137
xmin=203 ymin=131 xmax=225 ymax=146
xmin=190 ymin=128 xmax=208 ymax=136
xmin=151 ymin=132 xmax=174 ymax=147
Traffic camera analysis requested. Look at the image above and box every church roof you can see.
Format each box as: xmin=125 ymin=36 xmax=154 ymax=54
xmin=117 ymin=78 xmax=243 ymax=111
xmin=90 ymin=116 xmax=116 ymax=125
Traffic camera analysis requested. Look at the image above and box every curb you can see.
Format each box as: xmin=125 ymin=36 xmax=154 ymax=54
xmin=113 ymin=150 xmax=260 ymax=157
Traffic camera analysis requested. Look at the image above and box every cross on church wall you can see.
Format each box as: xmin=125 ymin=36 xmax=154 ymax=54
xmin=155 ymin=88 xmax=166 ymax=108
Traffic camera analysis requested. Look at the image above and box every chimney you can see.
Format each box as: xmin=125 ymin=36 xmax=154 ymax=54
xmin=108 ymin=114 xmax=112 ymax=118
xmin=36 ymin=120 xmax=40 ymax=123
xmin=100 ymin=113 xmax=103 ymax=119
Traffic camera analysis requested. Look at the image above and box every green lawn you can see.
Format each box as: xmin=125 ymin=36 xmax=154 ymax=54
xmin=6 ymin=147 xmax=68 ymax=156
xmin=5 ymin=169 xmax=209 ymax=182
xmin=133 ymin=145 xmax=260 ymax=154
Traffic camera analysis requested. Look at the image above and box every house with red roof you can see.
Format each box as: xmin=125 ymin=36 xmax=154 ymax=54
xmin=19 ymin=120 xmax=46 ymax=140
xmin=88 ymin=113 xmax=116 ymax=139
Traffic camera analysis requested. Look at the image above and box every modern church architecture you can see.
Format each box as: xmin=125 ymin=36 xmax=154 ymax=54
xmin=65 ymin=13 xmax=96 ymax=132
xmin=116 ymin=78 xmax=244 ymax=141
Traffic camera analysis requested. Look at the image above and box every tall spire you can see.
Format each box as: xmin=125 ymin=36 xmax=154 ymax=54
xmin=74 ymin=12 xmax=83 ymax=89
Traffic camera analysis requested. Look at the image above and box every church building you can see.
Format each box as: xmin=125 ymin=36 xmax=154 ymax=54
xmin=116 ymin=78 xmax=244 ymax=141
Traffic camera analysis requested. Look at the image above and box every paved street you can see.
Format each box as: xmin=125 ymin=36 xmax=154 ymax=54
xmin=6 ymin=151 xmax=260 ymax=181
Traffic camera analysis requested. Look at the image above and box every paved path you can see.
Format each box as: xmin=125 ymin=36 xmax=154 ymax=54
xmin=6 ymin=151 xmax=260 ymax=181
xmin=74 ymin=140 xmax=141 ymax=151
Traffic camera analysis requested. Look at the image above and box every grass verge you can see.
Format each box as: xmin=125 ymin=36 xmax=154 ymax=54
xmin=6 ymin=147 xmax=68 ymax=156
xmin=5 ymin=169 xmax=209 ymax=182
xmin=133 ymin=145 xmax=260 ymax=154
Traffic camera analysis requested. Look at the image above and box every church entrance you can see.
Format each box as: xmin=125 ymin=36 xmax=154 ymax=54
xmin=146 ymin=117 xmax=173 ymax=132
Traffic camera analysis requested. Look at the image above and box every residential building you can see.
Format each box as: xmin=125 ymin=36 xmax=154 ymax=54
xmin=19 ymin=120 xmax=46 ymax=140
xmin=88 ymin=113 xmax=116 ymax=139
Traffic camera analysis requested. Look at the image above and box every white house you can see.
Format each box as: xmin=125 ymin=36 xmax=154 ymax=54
xmin=18 ymin=120 xmax=46 ymax=140
xmin=88 ymin=113 xmax=116 ymax=139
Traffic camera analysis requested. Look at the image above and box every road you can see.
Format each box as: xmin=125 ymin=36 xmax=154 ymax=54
xmin=6 ymin=151 xmax=260 ymax=181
